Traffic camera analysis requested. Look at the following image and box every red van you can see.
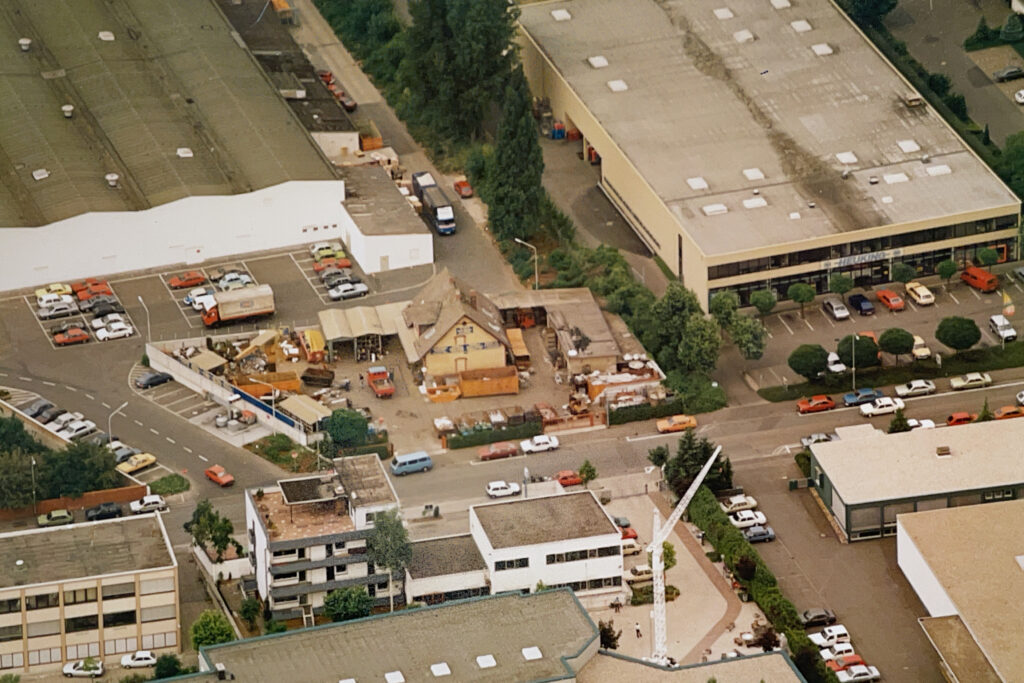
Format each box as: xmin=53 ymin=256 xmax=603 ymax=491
xmin=961 ymin=266 xmax=998 ymax=292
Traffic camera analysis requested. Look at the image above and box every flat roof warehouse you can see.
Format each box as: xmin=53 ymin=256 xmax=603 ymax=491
xmin=518 ymin=0 xmax=1018 ymax=258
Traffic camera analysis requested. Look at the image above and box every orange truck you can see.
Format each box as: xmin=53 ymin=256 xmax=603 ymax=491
xmin=201 ymin=285 xmax=275 ymax=327
xmin=367 ymin=366 xmax=394 ymax=398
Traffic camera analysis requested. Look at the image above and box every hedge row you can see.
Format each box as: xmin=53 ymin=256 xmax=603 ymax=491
xmin=340 ymin=442 xmax=394 ymax=461
xmin=608 ymin=399 xmax=687 ymax=426
xmin=688 ymin=486 xmax=838 ymax=683
xmin=446 ymin=421 xmax=542 ymax=450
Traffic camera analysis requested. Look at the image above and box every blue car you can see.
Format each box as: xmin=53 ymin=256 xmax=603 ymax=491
xmin=847 ymin=293 xmax=875 ymax=316
xmin=842 ymin=388 xmax=883 ymax=407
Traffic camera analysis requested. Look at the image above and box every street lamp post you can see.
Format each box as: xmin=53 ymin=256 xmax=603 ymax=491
xmin=31 ymin=457 xmax=37 ymax=514
xmin=513 ymin=238 xmax=539 ymax=290
xmin=107 ymin=401 xmax=129 ymax=445
xmin=137 ymin=295 xmax=152 ymax=344
xmin=248 ymin=377 xmax=278 ymax=434
xmin=836 ymin=334 xmax=859 ymax=391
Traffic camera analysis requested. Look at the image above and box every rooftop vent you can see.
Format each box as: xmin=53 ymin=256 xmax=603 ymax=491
xmin=105 ymin=172 xmax=120 ymax=188
xmin=476 ymin=654 xmax=497 ymax=669
xmin=881 ymin=196 xmax=894 ymax=204
xmin=384 ymin=672 xmax=405 ymax=683
xmin=733 ymin=29 xmax=755 ymax=43
xmin=702 ymin=203 xmax=728 ymax=216
xmin=176 ymin=147 xmax=194 ymax=158
xmin=936 ymin=445 xmax=951 ymax=457
xmin=32 ymin=169 xmax=50 ymax=181
xmin=835 ymin=151 xmax=858 ymax=165
xmin=897 ymin=139 xmax=921 ymax=153
xmin=587 ymin=55 xmax=608 ymax=69
xmin=926 ymin=164 xmax=952 ymax=176
xmin=884 ymin=173 xmax=909 ymax=184
xmin=921 ymin=153 xmax=931 ymax=163
xmin=789 ymin=212 xmax=801 ymax=219
xmin=770 ymin=0 xmax=792 ymax=8
xmin=807 ymin=201 xmax=817 ymax=208
xmin=61 ymin=104 xmax=75 ymax=119
xmin=522 ymin=647 xmax=543 ymax=661
xmin=841 ymin=169 xmax=851 ymax=179
xmin=743 ymin=197 xmax=768 ymax=209
xmin=868 ymin=176 xmax=879 ymax=184
xmin=791 ymin=20 xmax=812 ymax=32
xmin=686 ymin=177 xmax=709 ymax=191
xmin=98 ymin=31 xmax=115 ymax=42
xmin=430 ymin=662 xmax=451 ymax=677
xmin=607 ymin=79 xmax=628 ymax=92
xmin=811 ymin=43 xmax=834 ymax=56
xmin=713 ymin=7 xmax=734 ymax=19
xmin=18 ymin=38 xmax=32 ymax=52
xmin=551 ymin=9 xmax=571 ymax=21
xmin=743 ymin=167 xmax=765 ymax=181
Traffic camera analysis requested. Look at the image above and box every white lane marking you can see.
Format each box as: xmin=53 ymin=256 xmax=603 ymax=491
xmin=624 ymin=433 xmax=668 ymax=442
xmin=42 ymin=380 xmax=55 ymax=386
xmin=0 ymin=372 xmax=7 ymax=377
xmin=198 ymin=454 xmax=209 ymax=462
xmin=18 ymin=376 xmax=32 ymax=382
xmin=183 ymin=446 xmax=193 ymax=453
xmin=803 ymin=318 xmax=814 ymax=331
xmin=166 ymin=437 xmax=176 ymax=444
xmin=101 ymin=402 xmax=111 ymax=409
xmin=149 ymin=428 xmax=159 ymax=435
xmin=134 ymin=419 xmax=143 ymax=426
xmin=65 ymin=385 xmax=77 ymax=392
xmin=85 ymin=393 xmax=95 ymax=400
xmin=971 ymin=288 xmax=981 ymax=300
xmin=778 ymin=316 xmax=794 ymax=335
xmin=948 ymin=292 xmax=960 ymax=305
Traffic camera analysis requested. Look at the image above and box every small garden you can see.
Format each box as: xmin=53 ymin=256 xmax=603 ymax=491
xmin=245 ymin=433 xmax=321 ymax=472
xmin=149 ymin=473 xmax=190 ymax=496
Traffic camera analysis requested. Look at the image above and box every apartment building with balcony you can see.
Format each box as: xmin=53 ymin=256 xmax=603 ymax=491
xmin=0 ymin=515 xmax=178 ymax=676
xmin=245 ymin=454 xmax=400 ymax=623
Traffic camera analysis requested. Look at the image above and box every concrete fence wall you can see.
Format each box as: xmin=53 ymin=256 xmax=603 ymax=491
xmin=0 ymin=484 xmax=148 ymax=521
xmin=0 ymin=398 xmax=72 ymax=451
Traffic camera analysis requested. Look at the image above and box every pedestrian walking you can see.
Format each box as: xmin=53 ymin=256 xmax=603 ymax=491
xmin=359 ymin=373 xmax=364 ymax=388
xmin=635 ymin=622 xmax=642 ymax=638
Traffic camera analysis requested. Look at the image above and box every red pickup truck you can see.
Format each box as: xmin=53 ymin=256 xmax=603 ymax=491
xmin=367 ymin=366 xmax=394 ymax=398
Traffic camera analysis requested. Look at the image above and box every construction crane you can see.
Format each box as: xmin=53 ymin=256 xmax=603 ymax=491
xmin=645 ymin=445 xmax=722 ymax=666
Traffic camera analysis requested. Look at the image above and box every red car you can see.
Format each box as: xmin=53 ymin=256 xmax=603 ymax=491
xmin=555 ymin=470 xmax=583 ymax=487
xmin=454 ymin=180 xmax=474 ymax=198
xmin=797 ymin=395 xmax=835 ymax=414
xmin=946 ymin=412 xmax=977 ymax=426
xmin=826 ymin=654 xmax=866 ymax=672
xmin=875 ymin=289 xmax=905 ymax=311
xmin=54 ymin=327 xmax=89 ymax=346
xmin=620 ymin=526 xmax=638 ymax=540
xmin=204 ymin=465 xmax=235 ymax=487
xmin=478 ymin=442 xmax=518 ymax=461
xmin=76 ymin=283 xmax=113 ymax=301
xmin=168 ymin=271 xmax=206 ymax=289
xmin=313 ymin=256 xmax=353 ymax=272
xmin=71 ymin=277 xmax=107 ymax=293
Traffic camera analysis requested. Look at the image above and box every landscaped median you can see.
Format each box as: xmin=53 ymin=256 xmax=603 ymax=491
xmin=688 ymin=486 xmax=839 ymax=683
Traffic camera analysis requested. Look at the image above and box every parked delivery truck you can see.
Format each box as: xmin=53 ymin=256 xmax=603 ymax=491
xmin=411 ymin=171 xmax=456 ymax=235
xmin=201 ymin=284 xmax=275 ymax=327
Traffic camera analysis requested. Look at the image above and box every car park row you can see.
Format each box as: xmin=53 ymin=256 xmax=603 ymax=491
xmin=30 ymin=278 xmax=136 ymax=348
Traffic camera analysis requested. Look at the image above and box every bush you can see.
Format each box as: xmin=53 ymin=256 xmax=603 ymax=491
xmin=446 ymin=420 xmax=541 ymax=450
xmin=338 ymin=442 xmax=393 ymax=460
xmin=794 ymin=450 xmax=811 ymax=477
xmin=942 ymin=93 xmax=968 ymax=121
xmin=629 ymin=584 xmax=680 ymax=604
xmin=149 ymin=473 xmax=190 ymax=496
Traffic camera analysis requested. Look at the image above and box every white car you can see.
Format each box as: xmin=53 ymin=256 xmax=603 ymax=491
xmin=218 ymin=272 xmax=253 ymax=290
xmin=309 ymin=241 xmax=334 ymax=257
xmin=800 ymin=433 xmax=834 ymax=449
xmin=1017 ymin=390 xmax=1024 ymax=406
xmin=728 ymin=509 xmax=767 ymax=529
xmin=907 ymin=418 xmax=936 ymax=431
xmin=62 ymin=659 xmax=104 ymax=677
xmin=719 ymin=494 xmax=758 ymax=514
xmin=905 ymin=281 xmax=934 ymax=305
xmin=809 ymin=624 xmax=851 ymax=648
xmin=520 ymin=435 xmax=560 ymax=453
xmin=950 ymin=372 xmax=992 ymax=391
xmin=57 ymin=420 xmax=97 ymax=440
xmin=825 ymin=352 xmax=846 ymax=374
xmin=859 ymin=396 xmax=905 ymax=417
xmin=894 ymin=379 xmax=936 ymax=398
xmin=96 ymin=321 xmax=134 ymax=341
xmin=46 ymin=411 xmax=84 ymax=432
xmin=912 ymin=335 xmax=931 ymax=360
xmin=183 ymin=287 xmax=215 ymax=310
xmin=130 ymin=494 xmax=168 ymax=514
xmin=328 ymin=282 xmax=369 ymax=300
xmin=837 ymin=665 xmax=881 ymax=682
xmin=485 ymin=480 xmax=521 ymax=498
xmin=820 ymin=642 xmax=856 ymax=661
xmin=1016 ymin=89 xmax=1024 ymax=105
xmin=91 ymin=312 xmax=125 ymax=330
xmin=121 ymin=650 xmax=157 ymax=668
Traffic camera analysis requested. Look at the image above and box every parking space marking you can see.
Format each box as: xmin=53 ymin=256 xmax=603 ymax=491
xmin=65 ymin=385 xmax=77 ymax=392
xmin=777 ymin=316 xmax=794 ymax=335
xmin=133 ymin=419 xmax=144 ymax=426
xmin=803 ymin=317 xmax=814 ymax=331
xmin=819 ymin=311 xmax=835 ymax=328
xmin=1016 ymin=281 xmax=1024 ymax=293
xmin=982 ymin=329 xmax=998 ymax=345
xmin=289 ymin=252 xmax=333 ymax=304
xmin=84 ymin=393 xmax=95 ymax=400
xmin=183 ymin=446 xmax=193 ymax=454
xmin=18 ymin=376 xmax=32 ymax=382
xmin=948 ymin=291 xmax=960 ymax=305
xmin=102 ymin=402 xmax=111 ymax=409
xmin=970 ymin=288 xmax=981 ymax=300
xmin=906 ymin=300 xmax=918 ymax=313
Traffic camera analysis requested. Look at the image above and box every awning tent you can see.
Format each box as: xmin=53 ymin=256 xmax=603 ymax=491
xmin=278 ymin=394 xmax=332 ymax=429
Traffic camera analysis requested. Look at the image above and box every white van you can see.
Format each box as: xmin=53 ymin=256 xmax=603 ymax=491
xmin=989 ymin=314 xmax=1017 ymax=342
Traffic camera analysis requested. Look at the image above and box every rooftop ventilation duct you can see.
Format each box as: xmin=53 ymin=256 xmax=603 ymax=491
xmin=61 ymin=104 xmax=74 ymax=119
xmin=105 ymin=173 xmax=120 ymax=188
xmin=18 ymin=38 xmax=32 ymax=52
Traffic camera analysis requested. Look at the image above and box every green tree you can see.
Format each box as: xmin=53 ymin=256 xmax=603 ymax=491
xmin=265 ymin=619 xmax=287 ymax=634
xmin=324 ymin=409 xmax=368 ymax=448
xmin=646 ymin=283 xmax=703 ymax=363
xmin=749 ymin=289 xmax=777 ymax=318
xmin=1002 ymin=12 xmax=1024 ymax=42
xmin=975 ymin=247 xmax=999 ymax=267
xmin=730 ymin=315 xmax=767 ymax=361
xmin=828 ymin=273 xmax=854 ymax=296
xmin=648 ymin=445 xmax=669 ymax=468
xmin=579 ymin=460 xmax=597 ymax=488
xmin=663 ymin=430 xmax=730 ymax=497
xmin=878 ymin=328 xmax=915 ymax=364
xmin=848 ymin=0 xmax=897 ymax=24
xmin=153 ymin=654 xmax=184 ymax=679
xmin=753 ymin=626 xmax=781 ymax=653
xmin=39 ymin=441 xmax=119 ymax=499
xmin=661 ymin=541 xmax=677 ymax=571
xmin=488 ymin=66 xmax=544 ymax=241
xmin=978 ymin=398 xmax=995 ymax=422
xmin=837 ymin=334 xmax=880 ymax=369
xmin=998 ymin=131 xmax=1024 ymax=199
xmin=324 ymin=586 xmax=374 ymax=622
xmin=983 ymin=123 xmax=991 ymax=146
xmin=787 ymin=344 xmax=829 ymax=381
xmin=190 ymin=610 xmax=235 ymax=649
xmin=890 ymin=262 xmax=917 ymax=286
xmin=967 ymin=16 xmax=996 ymax=46
xmin=368 ymin=509 xmax=412 ymax=612
xmin=0 ymin=450 xmax=34 ymax=510
xmin=188 ymin=500 xmax=242 ymax=562
xmin=0 ymin=416 xmax=45 ymax=453
xmin=944 ymin=93 xmax=968 ymax=121
xmin=118 ymin=674 xmax=147 ymax=683
xmin=888 ymin=408 xmax=911 ymax=433
xmin=936 ymin=258 xmax=958 ymax=285
xmin=936 ymin=316 xmax=981 ymax=354
xmin=0 ymin=674 xmax=20 ymax=683
xmin=709 ymin=291 xmax=740 ymax=329
xmin=927 ymin=73 xmax=951 ymax=97
xmin=598 ymin=619 xmax=622 ymax=649
xmin=786 ymin=283 xmax=816 ymax=318
xmin=676 ymin=314 xmax=721 ymax=374
xmin=239 ymin=597 xmax=260 ymax=630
